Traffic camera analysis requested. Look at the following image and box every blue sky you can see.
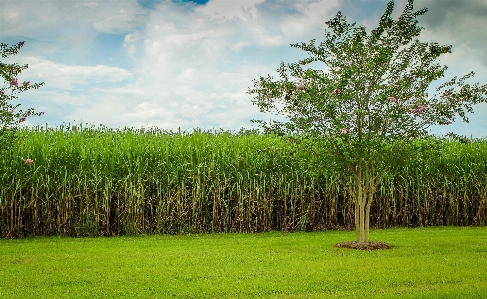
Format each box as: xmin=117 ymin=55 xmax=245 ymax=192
xmin=1 ymin=0 xmax=486 ymax=137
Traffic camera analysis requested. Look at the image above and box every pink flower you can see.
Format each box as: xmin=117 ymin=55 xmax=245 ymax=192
xmin=409 ymin=108 xmax=417 ymax=114
xmin=394 ymin=84 xmax=399 ymax=88
xmin=20 ymin=117 xmax=26 ymax=122
xmin=341 ymin=128 xmax=347 ymax=135
xmin=446 ymin=120 xmax=452 ymax=125
xmin=388 ymin=97 xmax=397 ymax=103
xmin=332 ymin=88 xmax=340 ymax=95
xmin=19 ymin=41 xmax=25 ymax=47
xmin=25 ymin=158 xmax=34 ymax=165
xmin=444 ymin=90 xmax=449 ymax=96
xmin=10 ymin=79 xmax=18 ymax=87
xmin=39 ymin=111 xmax=45 ymax=116
xmin=23 ymin=81 xmax=30 ymax=87
xmin=297 ymin=84 xmax=305 ymax=91
xmin=417 ymin=104 xmax=427 ymax=114
xmin=25 ymin=111 xmax=31 ymax=117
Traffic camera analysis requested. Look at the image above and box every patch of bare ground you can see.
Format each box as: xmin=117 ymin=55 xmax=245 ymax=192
xmin=335 ymin=241 xmax=393 ymax=251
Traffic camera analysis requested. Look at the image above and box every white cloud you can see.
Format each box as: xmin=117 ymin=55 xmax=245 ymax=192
xmin=115 ymin=0 xmax=340 ymax=130
xmin=7 ymin=0 xmax=486 ymax=137
xmin=196 ymin=0 xmax=265 ymax=22
xmin=0 ymin=0 xmax=146 ymax=40
xmin=16 ymin=57 xmax=133 ymax=89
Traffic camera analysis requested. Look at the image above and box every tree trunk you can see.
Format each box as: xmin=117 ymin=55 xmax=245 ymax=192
xmin=359 ymin=202 xmax=365 ymax=243
xmin=364 ymin=163 xmax=378 ymax=243
xmin=355 ymin=203 xmax=360 ymax=241
xmin=354 ymin=162 xmax=366 ymax=243
xmin=353 ymin=161 xmax=378 ymax=244
xmin=365 ymin=201 xmax=371 ymax=243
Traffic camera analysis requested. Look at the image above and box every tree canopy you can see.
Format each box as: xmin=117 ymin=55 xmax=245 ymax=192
xmin=248 ymin=0 xmax=487 ymax=244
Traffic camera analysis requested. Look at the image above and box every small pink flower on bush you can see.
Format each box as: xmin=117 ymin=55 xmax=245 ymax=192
xmin=341 ymin=128 xmax=347 ymax=135
xmin=394 ymin=84 xmax=399 ymax=88
xmin=410 ymin=104 xmax=427 ymax=115
xmin=19 ymin=41 xmax=25 ymax=47
xmin=297 ymin=84 xmax=305 ymax=90
xmin=39 ymin=111 xmax=45 ymax=116
xmin=388 ymin=97 xmax=397 ymax=103
xmin=23 ymin=81 xmax=30 ymax=87
xmin=25 ymin=158 xmax=34 ymax=165
xmin=444 ymin=90 xmax=449 ymax=96
xmin=446 ymin=119 xmax=452 ymax=125
xmin=10 ymin=78 xmax=18 ymax=87
xmin=417 ymin=104 xmax=427 ymax=113
xmin=332 ymin=88 xmax=340 ymax=95
xmin=20 ymin=117 xmax=26 ymax=122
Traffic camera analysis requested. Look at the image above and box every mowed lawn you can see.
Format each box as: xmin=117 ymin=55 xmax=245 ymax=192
xmin=1 ymin=227 xmax=486 ymax=298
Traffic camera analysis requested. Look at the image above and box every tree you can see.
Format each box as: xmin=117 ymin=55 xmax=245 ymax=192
xmin=0 ymin=41 xmax=44 ymax=154
xmin=248 ymin=0 xmax=487 ymax=246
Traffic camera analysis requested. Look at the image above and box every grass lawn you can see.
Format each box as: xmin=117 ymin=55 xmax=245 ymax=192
xmin=1 ymin=227 xmax=486 ymax=298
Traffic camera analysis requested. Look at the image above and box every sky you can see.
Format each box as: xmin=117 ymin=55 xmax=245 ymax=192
xmin=1 ymin=0 xmax=487 ymax=137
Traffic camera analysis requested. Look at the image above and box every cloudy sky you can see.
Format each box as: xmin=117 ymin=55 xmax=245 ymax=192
xmin=1 ymin=0 xmax=486 ymax=137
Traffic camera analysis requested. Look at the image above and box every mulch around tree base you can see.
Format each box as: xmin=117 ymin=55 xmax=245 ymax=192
xmin=335 ymin=241 xmax=393 ymax=251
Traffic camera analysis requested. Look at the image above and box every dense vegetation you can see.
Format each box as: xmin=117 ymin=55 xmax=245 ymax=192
xmin=0 ymin=125 xmax=486 ymax=238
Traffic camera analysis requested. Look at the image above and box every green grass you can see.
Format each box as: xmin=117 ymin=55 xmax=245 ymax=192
xmin=1 ymin=226 xmax=486 ymax=298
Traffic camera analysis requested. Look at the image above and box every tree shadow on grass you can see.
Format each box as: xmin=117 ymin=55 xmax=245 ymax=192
xmin=335 ymin=241 xmax=393 ymax=251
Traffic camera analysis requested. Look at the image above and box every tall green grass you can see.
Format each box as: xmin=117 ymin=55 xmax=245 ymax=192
xmin=0 ymin=124 xmax=486 ymax=237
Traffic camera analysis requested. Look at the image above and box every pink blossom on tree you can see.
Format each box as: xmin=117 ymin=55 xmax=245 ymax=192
xmin=1 ymin=41 xmax=45 ymax=154
xmin=417 ymin=104 xmax=427 ymax=114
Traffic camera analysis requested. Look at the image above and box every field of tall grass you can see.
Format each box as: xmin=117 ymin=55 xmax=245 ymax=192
xmin=1 ymin=124 xmax=486 ymax=238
